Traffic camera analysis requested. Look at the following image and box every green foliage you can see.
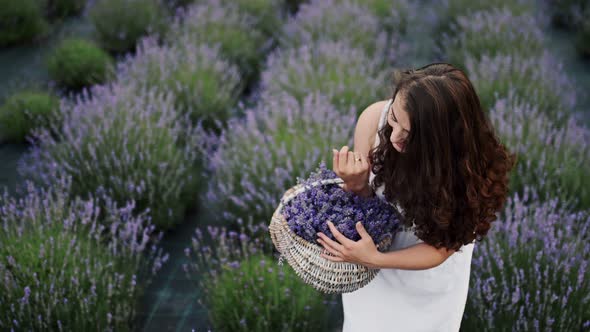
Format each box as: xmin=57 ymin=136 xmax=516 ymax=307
xmin=89 ymin=0 xmax=168 ymax=54
xmin=575 ymin=6 xmax=590 ymax=57
xmin=205 ymin=254 xmax=332 ymax=332
xmin=0 ymin=0 xmax=49 ymax=47
xmin=0 ymin=90 xmax=60 ymax=144
xmin=46 ymin=38 xmax=115 ymax=90
xmin=43 ymin=0 xmax=88 ymax=19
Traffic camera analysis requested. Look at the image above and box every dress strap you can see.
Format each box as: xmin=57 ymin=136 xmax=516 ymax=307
xmin=378 ymin=98 xmax=393 ymax=130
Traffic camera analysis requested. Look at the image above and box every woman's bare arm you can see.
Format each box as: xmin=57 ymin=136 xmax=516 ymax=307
xmin=372 ymin=243 xmax=457 ymax=270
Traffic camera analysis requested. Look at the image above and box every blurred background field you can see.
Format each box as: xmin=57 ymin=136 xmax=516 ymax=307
xmin=0 ymin=0 xmax=589 ymax=331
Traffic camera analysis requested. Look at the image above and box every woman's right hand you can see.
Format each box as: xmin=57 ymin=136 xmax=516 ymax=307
xmin=332 ymin=145 xmax=371 ymax=194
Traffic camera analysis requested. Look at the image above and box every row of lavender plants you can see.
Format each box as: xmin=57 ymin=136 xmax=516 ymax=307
xmin=0 ymin=0 xmax=288 ymax=330
xmin=183 ymin=0 xmax=419 ymax=330
xmin=435 ymin=0 xmax=590 ymax=330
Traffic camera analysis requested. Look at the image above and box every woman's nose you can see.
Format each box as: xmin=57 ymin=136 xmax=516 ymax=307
xmin=390 ymin=129 xmax=400 ymax=143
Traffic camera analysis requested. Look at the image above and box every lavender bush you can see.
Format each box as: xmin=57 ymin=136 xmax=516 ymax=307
xmin=260 ymin=40 xmax=391 ymax=115
xmin=199 ymin=92 xmax=357 ymax=246
xmin=166 ymin=0 xmax=271 ymax=86
xmin=278 ymin=0 xmax=396 ymax=62
xmin=220 ymin=0 xmax=285 ymax=39
xmin=170 ymin=0 xmax=285 ymax=39
xmin=88 ymin=0 xmax=167 ymax=54
xmin=489 ymin=93 xmax=590 ymax=210
xmin=464 ymin=51 xmax=577 ymax=121
xmin=462 ymin=186 xmax=590 ymax=331
xmin=0 ymin=175 xmax=168 ymax=331
xmin=282 ymin=162 xmax=400 ymax=246
xmin=17 ymin=81 xmax=206 ymax=230
xmin=116 ymin=35 xmax=243 ymax=131
xmin=0 ymin=0 xmax=49 ymax=48
xmin=435 ymin=0 xmax=536 ymax=33
xmin=441 ymin=8 xmax=545 ymax=70
xmin=334 ymin=0 xmax=415 ymax=35
xmin=46 ymin=38 xmax=115 ymax=91
xmin=183 ymin=223 xmax=340 ymax=331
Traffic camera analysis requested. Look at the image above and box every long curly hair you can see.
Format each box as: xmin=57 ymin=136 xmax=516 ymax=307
xmin=369 ymin=63 xmax=517 ymax=252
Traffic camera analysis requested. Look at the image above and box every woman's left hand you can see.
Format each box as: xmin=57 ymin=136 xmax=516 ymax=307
xmin=317 ymin=221 xmax=381 ymax=269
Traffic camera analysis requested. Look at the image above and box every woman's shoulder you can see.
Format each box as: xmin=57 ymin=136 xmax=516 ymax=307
xmin=354 ymin=99 xmax=391 ymax=152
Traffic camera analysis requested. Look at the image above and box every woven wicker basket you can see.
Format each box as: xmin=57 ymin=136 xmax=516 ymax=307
xmin=269 ymin=177 xmax=394 ymax=294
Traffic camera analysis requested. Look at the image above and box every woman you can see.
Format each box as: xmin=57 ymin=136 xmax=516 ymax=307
xmin=316 ymin=63 xmax=516 ymax=332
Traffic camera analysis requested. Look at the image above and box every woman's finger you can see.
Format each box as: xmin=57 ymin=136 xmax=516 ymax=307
xmin=353 ymin=151 xmax=363 ymax=172
xmin=318 ymin=238 xmax=342 ymax=258
xmin=332 ymin=148 xmax=339 ymax=174
xmin=317 ymin=232 xmax=345 ymax=253
xmin=339 ymin=146 xmax=349 ymax=171
xmin=348 ymin=151 xmax=355 ymax=170
xmin=321 ymin=252 xmax=345 ymax=262
xmin=361 ymin=152 xmax=369 ymax=171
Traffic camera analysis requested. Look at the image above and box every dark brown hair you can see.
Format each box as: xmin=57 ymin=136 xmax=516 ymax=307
xmin=369 ymin=63 xmax=517 ymax=252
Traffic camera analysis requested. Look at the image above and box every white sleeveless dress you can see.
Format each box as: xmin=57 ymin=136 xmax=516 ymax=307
xmin=341 ymin=98 xmax=476 ymax=332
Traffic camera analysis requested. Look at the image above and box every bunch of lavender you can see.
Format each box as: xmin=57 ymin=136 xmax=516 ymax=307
xmin=182 ymin=223 xmax=340 ymax=332
xmin=441 ymin=8 xmax=545 ymax=69
xmin=116 ymin=35 xmax=243 ymax=131
xmin=0 ymin=175 xmax=168 ymax=331
xmin=278 ymin=0 xmax=397 ymax=62
xmin=166 ymin=0 xmax=272 ymax=85
xmin=282 ymin=161 xmax=401 ymax=247
xmin=17 ymin=80 xmax=206 ymax=230
xmin=464 ymin=51 xmax=577 ymax=121
xmin=489 ymin=91 xmax=590 ymax=210
xmin=260 ymin=40 xmax=392 ymax=115
xmin=462 ymin=186 xmax=590 ymax=331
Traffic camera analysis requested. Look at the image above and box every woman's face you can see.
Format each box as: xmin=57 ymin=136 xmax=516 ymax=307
xmin=387 ymin=94 xmax=411 ymax=153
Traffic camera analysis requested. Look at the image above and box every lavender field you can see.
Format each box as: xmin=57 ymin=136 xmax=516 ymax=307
xmin=0 ymin=0 xmax=589 ymax=331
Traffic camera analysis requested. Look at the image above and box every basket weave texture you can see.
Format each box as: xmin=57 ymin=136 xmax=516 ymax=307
xmin=269 ymin=178 xmax=394 ymax=294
